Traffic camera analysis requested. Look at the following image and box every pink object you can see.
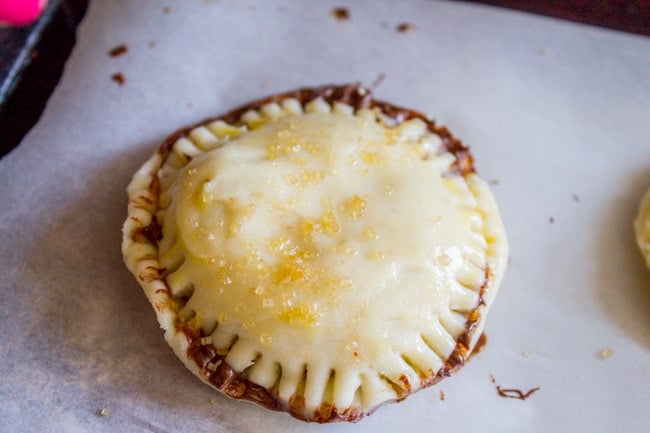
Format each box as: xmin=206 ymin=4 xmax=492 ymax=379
xmin=0 ymin=0 xmax=47 ymax=26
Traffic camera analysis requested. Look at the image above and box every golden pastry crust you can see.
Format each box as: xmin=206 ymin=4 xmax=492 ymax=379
xmin=635 ymin=188 xmax=650 ymax=268
xmin=122 ymin=84 xmax=508 ymax=423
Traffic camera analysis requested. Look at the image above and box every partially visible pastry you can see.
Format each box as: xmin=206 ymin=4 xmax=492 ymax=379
xmin=635 ymin=188 xmax=650 ymax=268
xmin=122 ymin=84 xmax=509 ymax=422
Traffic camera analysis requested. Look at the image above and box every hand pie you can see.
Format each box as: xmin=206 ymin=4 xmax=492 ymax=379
xmin=122 ymin=84 xmax=509 ymax=422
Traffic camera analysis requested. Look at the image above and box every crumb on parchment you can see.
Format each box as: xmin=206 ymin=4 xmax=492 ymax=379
xmin=600 ymin=347 xmax=614 ymax=359
xmin=396 ymin=22 xmax=416 ymax=32
xmin=331 ymin=7 xmax=349 ymax=21
xmin=108 ymin=44 xmax=128 ymax=57
xmin=111 ymin=73 xmax=125 ymax=86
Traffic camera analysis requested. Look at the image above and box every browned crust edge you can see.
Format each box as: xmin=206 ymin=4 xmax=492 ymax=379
xmin=135 ymin=83 xmax=486 ymax=423
xmin=156 ymin=83 xmax=474 ymax=177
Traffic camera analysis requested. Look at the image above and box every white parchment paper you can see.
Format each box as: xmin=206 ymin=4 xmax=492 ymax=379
xmin=1 ymin=1 xmax=649 ymax=432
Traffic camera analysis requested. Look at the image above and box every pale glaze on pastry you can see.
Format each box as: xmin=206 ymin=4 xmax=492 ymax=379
xmin=122 ymin=85 xmax=509 ymax=422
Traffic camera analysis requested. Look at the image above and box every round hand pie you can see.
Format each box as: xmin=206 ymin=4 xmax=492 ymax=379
xmin=122 ymin=84 xmax=509 ymax=422
xmin=635 ymin=188 xmax=650 ymax=268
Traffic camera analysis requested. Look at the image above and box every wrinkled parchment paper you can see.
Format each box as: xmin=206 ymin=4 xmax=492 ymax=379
xmin=1 ymin=1 xmax=649 ymax=432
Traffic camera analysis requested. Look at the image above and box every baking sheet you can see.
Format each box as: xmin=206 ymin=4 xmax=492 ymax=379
xmin=1 ymin=1 xmax=649 ymax=432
